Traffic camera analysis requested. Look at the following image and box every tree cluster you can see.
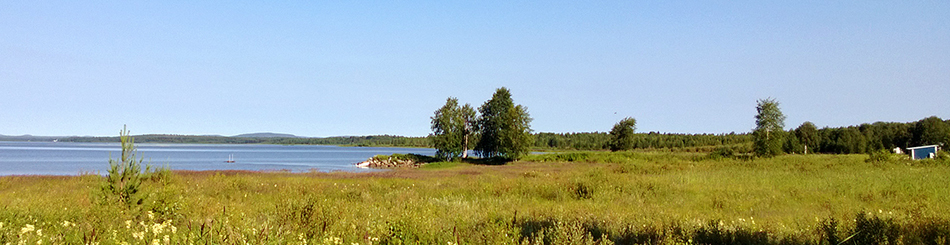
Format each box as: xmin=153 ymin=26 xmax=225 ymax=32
xmin=752 ymin=98 xmax=949 ymax=156
xmin=534 ymin=132 xmax=751 ymax=151
xmin=787 ymin=116 xmax=950 ymax=154
xmin=430 ymin=87 xmax=533 ymax=160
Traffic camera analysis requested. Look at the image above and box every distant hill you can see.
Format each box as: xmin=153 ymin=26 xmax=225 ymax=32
xmin=0 ymin=134 xmax=62 ymax=142
xmin=233 ymin=132 xmax=299 ymax=138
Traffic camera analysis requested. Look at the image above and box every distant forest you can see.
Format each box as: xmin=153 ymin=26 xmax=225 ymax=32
xmin=797 ymin=116 xmax=950 ymax=154
xmin=13 ymin=116 xmax=948 ymax=154
xmin=59 ymin=135 xmax=431 ymax=147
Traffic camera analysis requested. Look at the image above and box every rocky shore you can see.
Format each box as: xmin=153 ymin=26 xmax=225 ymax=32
xmin=355 ymin=154 xmax=434 ymax=168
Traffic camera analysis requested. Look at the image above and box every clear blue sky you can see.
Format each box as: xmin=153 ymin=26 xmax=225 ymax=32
xmin=2 ymin=1 xmax=948 ymax=137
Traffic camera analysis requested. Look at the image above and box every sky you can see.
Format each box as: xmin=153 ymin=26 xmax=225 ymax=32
xmin=1 ymin=1 xmax=948 ymax=137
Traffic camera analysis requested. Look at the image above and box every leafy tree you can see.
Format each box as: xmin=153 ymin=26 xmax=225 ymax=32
xmin=784 ymin=129 xmax=803 ymax=154
xmin=475 ymin=87 xmax=534 ymax=159
xmin=609 ymin=117 xmax=637 ymax=151
xmin=459 ymin=104 xmax=477 ymax=158
xmin=430 ymin=98 xmax=476 ymax=160
xmin=753 ymin=98 xmax=786 ymax=157
xmin=795 ymin=121 xmax=819 ymax=154
xmin=911 ymin=116 xmax=949 ymax=147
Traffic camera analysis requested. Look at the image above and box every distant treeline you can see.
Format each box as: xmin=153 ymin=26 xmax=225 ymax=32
xmin=788 ymin=116 xmax=950 ymax=154
xmin=34 ymin=116 xmax=950 ymax=154
xmin=534 ymin=132 xmax=751 ymax=151
xmin=60 ymin=134 xmax=430 ymax=147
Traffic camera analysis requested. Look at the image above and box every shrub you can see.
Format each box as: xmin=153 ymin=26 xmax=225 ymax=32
xmin=707 ymin=146 xmax=736 ymax=160
xmin=866 ymin=150 xmax=892 ymax=163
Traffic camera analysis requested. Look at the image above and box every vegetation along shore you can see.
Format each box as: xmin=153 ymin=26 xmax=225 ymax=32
xmin=1 ymin=151 xmax=949 ymax=244
xmin=1 ymin=88 xmax=948 ymax=244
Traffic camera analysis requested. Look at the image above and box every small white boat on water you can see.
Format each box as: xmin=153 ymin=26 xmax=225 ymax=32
xmin=225 ymin=154 xmax=235 ymax=163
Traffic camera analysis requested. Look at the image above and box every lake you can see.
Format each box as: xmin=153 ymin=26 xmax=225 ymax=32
xmin=0 ymin=141 xmax=436 ymax=175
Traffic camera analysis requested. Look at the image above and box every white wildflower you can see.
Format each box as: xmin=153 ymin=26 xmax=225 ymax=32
xmin=151 ymin=239 xmax=160 ymax=245
xmin=151 ymin=222 xmax=165 ymax=235
xmin=132 ymin=231 xmax=145 ymax=240
xmin=147 ymin=211 xmax=155 ymax=220
xmin=36 ymin=229 xmax=42 ymax=237
xmin=20 ymin=224 xmax=35 ymax=234
xmin=125 ymin=220 xmax=132 ymax=229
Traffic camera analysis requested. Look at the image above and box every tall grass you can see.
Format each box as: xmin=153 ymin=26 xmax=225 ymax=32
xmin=0 ymin=152 xmax=948 ymax=244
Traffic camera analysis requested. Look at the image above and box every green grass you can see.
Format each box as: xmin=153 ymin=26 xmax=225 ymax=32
xmin=419 ymin=161 xmax=466 ymax=169
xmin=0 ymin=152 xmax=949 ymax=244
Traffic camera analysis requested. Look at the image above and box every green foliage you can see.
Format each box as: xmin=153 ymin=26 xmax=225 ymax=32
xmin=783 ymin=129 xmax=803 ymax=154
xmin=431 ymin=97 xmax=468 ymax=160
xmin=753 ymin=98 xmax=786 ymax=157
xmin=535 ymin=132 xmax=752 ymax=152
xmin=608 ymin=117 xmax=637 ymax=152
xmin=708 ymin=146 xmax=737 ymax=160
xmin=794 ymin=122 xmax=819 ymax=154
xmin=797 ymin=117 xmax=947 ymax=155
xmin=912 ymin=116 xmax=950 ymax=147
xmin=865 ymin=149 xmax=907 ymax=164
xmin=101 ymin=125 xmax=148 ymax=208
xmin=475 ymin=87 xmax=534 ymax=159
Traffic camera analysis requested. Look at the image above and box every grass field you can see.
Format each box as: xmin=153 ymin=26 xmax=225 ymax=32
xmin=1 ymin=152 xmax=949 ymax=244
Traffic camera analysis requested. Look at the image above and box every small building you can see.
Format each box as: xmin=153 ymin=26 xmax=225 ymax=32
xmin=907 ymin=145 xmax=941 ymax=160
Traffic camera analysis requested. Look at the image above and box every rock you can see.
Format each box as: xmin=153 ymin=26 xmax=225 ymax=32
xmin=354 ymin=155 xmax=425 ymax=169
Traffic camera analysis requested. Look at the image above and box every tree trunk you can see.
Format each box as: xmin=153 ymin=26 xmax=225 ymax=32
xmin=462 ymin=134 xmax=469 ymax=158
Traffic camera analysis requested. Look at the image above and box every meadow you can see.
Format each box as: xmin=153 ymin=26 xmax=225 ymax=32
xmin=0 ymin=152 xmax=948 ymax=244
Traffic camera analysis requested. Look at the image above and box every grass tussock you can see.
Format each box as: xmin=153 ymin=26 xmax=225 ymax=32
xmin=0 ymin=152 xmax=949 ymax=244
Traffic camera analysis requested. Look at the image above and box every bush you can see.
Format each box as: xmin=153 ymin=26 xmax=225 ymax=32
xmin=707 ymin=147 xmax=736 ymax=160
xmin=866 ymin=150 xmax=892 ymax=163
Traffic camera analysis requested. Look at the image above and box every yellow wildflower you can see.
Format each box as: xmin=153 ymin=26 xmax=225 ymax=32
xmin=151 ymin=239 xmax=160 ymax=245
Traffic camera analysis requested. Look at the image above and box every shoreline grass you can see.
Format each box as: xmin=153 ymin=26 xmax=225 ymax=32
xmin=1 ymin=152 xmax=948 ymax=244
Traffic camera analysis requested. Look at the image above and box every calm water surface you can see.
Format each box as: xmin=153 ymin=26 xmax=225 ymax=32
xmin=0 ymin=141 xmax=435 ymax=175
